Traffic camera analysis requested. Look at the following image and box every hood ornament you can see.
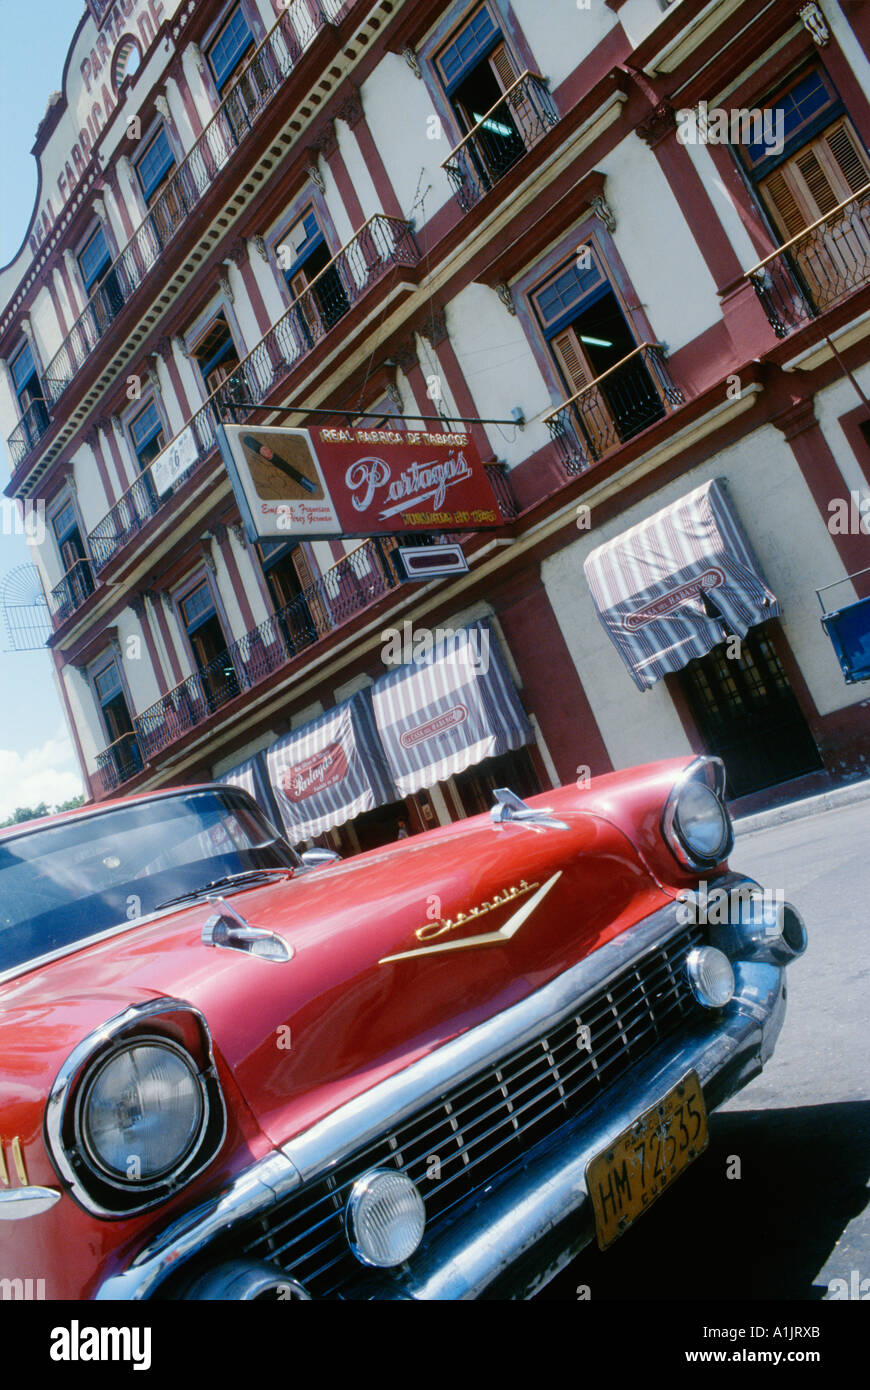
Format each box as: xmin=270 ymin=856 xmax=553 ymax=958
xmin=379 ymin=872 xmax=562 ymax=963
xmin=490 ymin=787 xmax=570 ymax=831
xmin=202 ymin=897 xmax=294 ymax=963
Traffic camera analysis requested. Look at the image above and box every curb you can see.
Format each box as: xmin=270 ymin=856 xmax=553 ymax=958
xmin=733 ymin=779 xmax=870 ymax=836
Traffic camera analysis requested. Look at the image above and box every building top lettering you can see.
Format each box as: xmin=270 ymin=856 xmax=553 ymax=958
xmin=27 ymin=0 xmax=166 ymax=260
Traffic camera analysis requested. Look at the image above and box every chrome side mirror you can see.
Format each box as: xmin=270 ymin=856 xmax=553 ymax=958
xmin=300 ymin=848 xmax=341 ymax=868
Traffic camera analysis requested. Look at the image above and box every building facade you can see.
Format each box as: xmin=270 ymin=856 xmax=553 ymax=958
xmin=2 ymin=0 xmax=869 ymax=853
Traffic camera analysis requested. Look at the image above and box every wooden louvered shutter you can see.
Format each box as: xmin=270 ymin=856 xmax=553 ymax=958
xmin=291 ymin=544 xmax=316 ymax=590
xmin=761 ymin=168 xmax=809 ymax=239
xmin=822 ymin=121 xmax=870 ymax=196
xmin=793 ymin=146 xmax=841 ymax=217
xmin=551 ymin=328 xmax=593 ymax=396
xmin=488 ymin=42 xmax=519 ymax=94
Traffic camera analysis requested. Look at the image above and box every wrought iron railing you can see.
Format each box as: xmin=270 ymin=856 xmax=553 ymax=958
xmin=746 ymin=183 xmax=870 ymax=337
xmin=442 ymin=72 xmax=559 ymax=212
xmin=544 ymin=343 xmax=683 ymax=476
xmin=86 ymin=214 xmax=419 ymax=573
xmin=134 ymin=539 xmax=400 ymax=761
xmin=6 ymin=397 xmax=51 ymax=467
xmin=230 ymin=215 xmax=420 ymax=402
xmin=88 ymin=407 xmax=217 ymax=571
xmin=49 ymin=557 xmax=95 ymax=624
xmin=95 ymin=731 xmax=144 ymax=794
xmin=42 ymin=0 xmax=346 ymax=408
xmin=483 ymin=461 xmax=519 ymax=519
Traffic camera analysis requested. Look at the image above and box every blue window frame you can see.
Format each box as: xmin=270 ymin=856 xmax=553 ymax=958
xmin=135 ymin=127 xmax=176 ymax=203
xmin=532 ymin=255 xmax=607 ymax=339
xmin=180 ymin=580 xmax=217 ymax=633
xmin=10 ymin=342 xmax=38 ymax=399
xmin=743 ymin=69 xmax=839 ymax=169
xmin=208 ymin=7 xmax=254 ymax=92
xmin=78 ymin=226 xmax=112 ymax=293
xmin=94 ymin=661 xmax=122 ymax=705
xmin=436 ymin=5 xmax=499 ymax=92
xmin=280 ymin=208 xmax=325 ymax=284
xmin=52 ymin=501 xmax=78 ymax=544
xmin=129 ymin=399 xmax=164 ymax=467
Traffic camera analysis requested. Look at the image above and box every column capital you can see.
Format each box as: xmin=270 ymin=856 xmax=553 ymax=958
xmin=771 ymin=397 xmax=817 ymax=440
xmin=419 ymin=306 xmax=448 ymax=348
xmin=337 ymin=87 xmax=364 ymax=129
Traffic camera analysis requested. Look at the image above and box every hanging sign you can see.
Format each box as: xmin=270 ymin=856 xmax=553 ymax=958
xmin=216 ymin=423 xmax=503 ymax=541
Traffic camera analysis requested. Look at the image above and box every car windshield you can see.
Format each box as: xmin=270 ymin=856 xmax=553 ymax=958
xmin=0 ymin=789 xmax=300 ymax=974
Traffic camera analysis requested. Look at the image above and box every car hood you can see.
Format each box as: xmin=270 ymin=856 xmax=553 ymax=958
xmin=1 ymin=768 xmax=691 ymax=1149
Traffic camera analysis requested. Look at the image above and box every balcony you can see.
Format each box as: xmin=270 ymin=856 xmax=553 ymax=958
xmin=49 ymin=557 xmax=95 ymax=625
xmin=134 ymin=539 xmax=400 ymax=763
xmin=6 ymin=398 xmax=51 ymax=468
xmin=231 ymin=215 xmax=420 ymax=402
xmin=94 ymin=731 xmax=144 ymax=795
xmin=442 ymin=72 xmax=560 ymax=213
xmin=86 ymin=214 xmax=420 ymax=574
xmin=746 ymin=183 xmax=870 ymax=338
xmin=543 ymin=343 xmax=684 ymax=476
xmin=41 ymin=0 xmax=349 ymax=409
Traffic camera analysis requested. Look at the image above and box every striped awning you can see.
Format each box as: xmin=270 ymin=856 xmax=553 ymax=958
xmin=584 ymin=479 xmax=780 ymax=691
xmin=266 ymin=690 xmax=398 ymax=844
xmin=218 ymin=750 xmax=283 ymax=830
xmin=371 ymin=620 xmax=532 ymax=796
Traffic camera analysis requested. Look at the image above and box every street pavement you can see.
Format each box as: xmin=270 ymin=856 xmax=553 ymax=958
xmin=539 ymin=799 xmax=870 ymax=1300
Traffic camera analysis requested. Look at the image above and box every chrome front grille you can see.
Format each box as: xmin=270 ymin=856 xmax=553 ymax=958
xmin=233 ymin=923 xmax=704 ymax=1295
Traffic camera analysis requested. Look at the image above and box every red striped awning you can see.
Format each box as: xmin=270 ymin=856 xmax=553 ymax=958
xmin=584 ymin=479 xmax=780 ymax=690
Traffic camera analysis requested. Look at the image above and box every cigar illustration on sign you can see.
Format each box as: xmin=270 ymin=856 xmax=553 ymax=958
xmin=241 ymin=432 xmax=321 ymax=499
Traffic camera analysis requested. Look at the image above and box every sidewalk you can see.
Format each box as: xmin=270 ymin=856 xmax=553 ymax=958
xmin=732 ymin=774 xmax=870 ymax=835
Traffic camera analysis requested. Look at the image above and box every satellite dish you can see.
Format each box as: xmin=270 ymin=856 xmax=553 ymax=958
xmin=0 ymin=564 xmax=51 ymax=652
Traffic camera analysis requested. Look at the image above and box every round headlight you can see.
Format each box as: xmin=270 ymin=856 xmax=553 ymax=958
xmin=686 ymin=946 xmax=735 ymax=1009
xmin=663 ymin=760 xmax=733 ymax=869
xmin=346 ymin=1169 xmax=425 ymax=1267
xmin=79 ymin=1040 xmax=205 ymax=1183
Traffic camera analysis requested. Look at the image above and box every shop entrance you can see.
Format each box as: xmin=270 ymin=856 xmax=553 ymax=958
xmin=678 ymin=625 xmax=823 ymax=798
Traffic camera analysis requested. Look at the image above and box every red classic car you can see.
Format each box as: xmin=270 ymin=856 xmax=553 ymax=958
xmin=0 ymin=755 xmax=806 ymax=1300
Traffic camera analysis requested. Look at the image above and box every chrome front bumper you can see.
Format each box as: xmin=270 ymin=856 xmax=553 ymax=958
xmin=97 ymin=878 xmax=797 ymax=1301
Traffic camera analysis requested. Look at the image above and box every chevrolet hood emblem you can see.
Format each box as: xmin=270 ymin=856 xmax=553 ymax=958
xmin=379 ymin=872 xmax=562 ymax=963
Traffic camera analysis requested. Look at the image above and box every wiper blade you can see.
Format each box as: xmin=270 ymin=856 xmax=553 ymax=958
xmin=156 ymin=868 xmax=294 ymax=910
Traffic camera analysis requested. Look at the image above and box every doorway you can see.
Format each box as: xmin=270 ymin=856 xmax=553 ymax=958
xmin=678 ymin=625 xmax=823 ymax=798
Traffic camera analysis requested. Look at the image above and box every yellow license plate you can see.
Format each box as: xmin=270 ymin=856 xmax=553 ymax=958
xmin=586 ymin=1070 xmax=708 ymax=1250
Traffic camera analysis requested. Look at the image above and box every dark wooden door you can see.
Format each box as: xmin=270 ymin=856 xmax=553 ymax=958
xmin=679 ymin=626 xmax=822 ymax=798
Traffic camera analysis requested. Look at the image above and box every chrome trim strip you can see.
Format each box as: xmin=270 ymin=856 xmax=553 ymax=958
xmin=0 ymin=1187 xmax=62 ymax=1220
xmin=96 ymin=1153 xmax=300 ymax=1301
xmin=45 ymin=998 xmax=227 ymax=1219
xmin=661 ymin=755 xmax=734 ymax=870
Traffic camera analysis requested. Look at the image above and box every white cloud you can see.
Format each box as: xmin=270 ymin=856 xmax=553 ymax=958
xmin=0 ymin=727 xmax=84 ymax=821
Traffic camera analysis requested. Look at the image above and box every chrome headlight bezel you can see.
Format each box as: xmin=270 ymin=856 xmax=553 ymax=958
xmin=73 ymin=1034 xmax=207 ymax=1189
xmin=45 ymin=999 xmax=226 ymax=1219
xmin=662 ymin=756 xmax=733 ymax=870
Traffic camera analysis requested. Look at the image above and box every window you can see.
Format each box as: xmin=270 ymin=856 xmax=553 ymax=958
xmin=279 ymin=207 xmax=349 ymax=338
xmin=129 ymin=399 xmax=165 ymax=470
xmin=192 ymin=314 xmax=241 ymax=396
xmin=94 ymin=660 xmax=138 ymax=755
xmin=259 ymin=540 xmax=325 ymax=647
xmin=10 ymin=341 xmax=43 ymax=416
xmin=78 ymin=226 xmax=112 ymax=292
xmin=207 ymin=6 xmax=254 ymax=91
xmin=9 ymin=339 xmax=49 ymax=445
xmin=52 ymin=501 xmax=93 ymax=606
xmin=135 ymin=127 xmax=176 ymax=205
xmin=77 ymin=224 xmax=125 ymax=321
xmin=533 ymin=247 xmax=665 ymax=455
xmin=436 ymin=3 xmax=529 ymax=177
xmin=179 ymin=579 xmax=239 ymax=711
xmin=736 ymin=68 xmax=870 ymax=239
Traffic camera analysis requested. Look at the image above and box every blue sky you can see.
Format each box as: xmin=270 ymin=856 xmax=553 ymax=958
xmin=0 ymin=2 xmax=86 ymax=815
